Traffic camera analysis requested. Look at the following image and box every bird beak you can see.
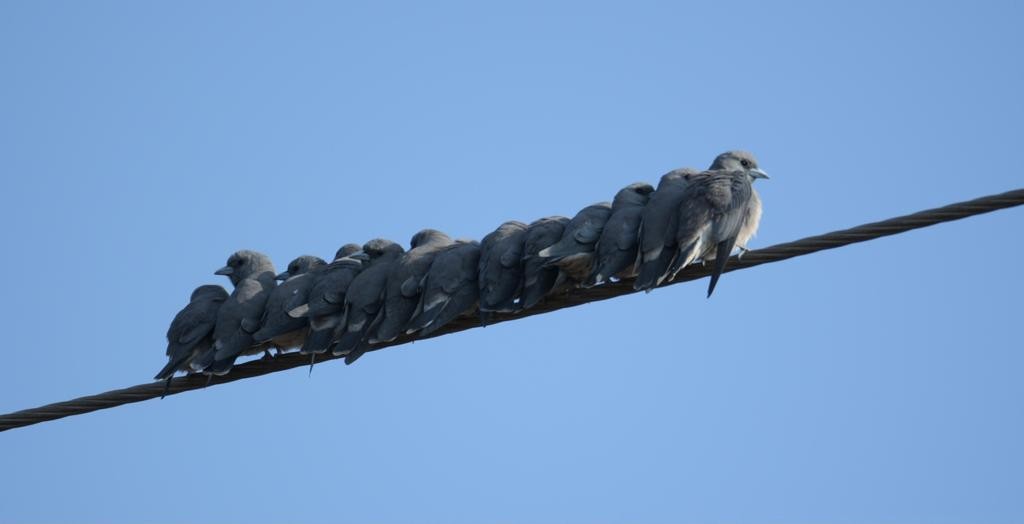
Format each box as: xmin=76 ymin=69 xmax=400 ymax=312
xmin=214 ymin=266 xmax=234 ymax=276
xmin=275 ymin=271 xmax=290 ymax=281
xmin=749 ymin=168 xmax=770 ymax=180
xmin=349 ymin=250 xmax=370 ymax=261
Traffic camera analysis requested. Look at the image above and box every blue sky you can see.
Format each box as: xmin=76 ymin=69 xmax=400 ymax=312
xmin=1 ymin=1 xmax=1023 ymax=522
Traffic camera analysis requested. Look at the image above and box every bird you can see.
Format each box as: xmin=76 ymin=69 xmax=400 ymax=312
xmin=250 ymin=254 xmax=327 ymax=354
xmin=633 ymin=168 xmax=699 ymax=292
xmin=520 ymin=216 xmax=570 ymax=310
xmin=368 ymin=229 xmax=455 ymax=344
xmin=195 ymin=250 xmax=278 ymax=376
xmin=330 ymin=238 xmax=406 ymax=364
xmin=154 ymin=284 xmax=228 ymax=387
xmin=287 ymin=244 xmax=362 ymax=318
xmin=477 ymin=220 xmax=529 ymax=316
xmin=537 ymin=202 xmax=613 ymax=283
xmin=588 ymin=182 xmax=655 ymax=285
xmin=292 ymin=245 xmax=366 ymax=356
xmin=664 ymin=150 xmax=769 ymax=296
xmin=406 ymin=239 xmax=481 ymax=336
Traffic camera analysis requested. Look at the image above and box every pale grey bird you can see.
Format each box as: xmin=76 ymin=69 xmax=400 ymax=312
xmin=251 ymin=254 xmax=327 ymax=353
xmin=369 ymin=229 xmax=455 ymax=344
xmin=537 ymin=202 xmax=613 ymax=282
xmin=154 ymin=284 xmax=228 ymax=383
xmin=633 ymin=168 xmax=699 ymax=292
xmin=520 ymin=216 xmax=569 ymax=310
xmin=664 ymin=150 xmax=768 ymax=296
xmin=331 ymin=239 xmax=406 ymax=364
xmin=196 ymin=250 xmax=278 ymax=376
xmin=588 ymin=182 xmax=655 ymax=285
xmin=293 ymin=244 xmax=366 ymax=356
xmin=477 ymin=220 xmax=529 ymax=315
xmin=406 ymin=239 xmax=481 ymax=337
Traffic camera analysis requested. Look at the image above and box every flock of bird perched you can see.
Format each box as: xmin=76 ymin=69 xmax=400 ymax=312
xmin=154 ymin=150 xmax=770 ymax=382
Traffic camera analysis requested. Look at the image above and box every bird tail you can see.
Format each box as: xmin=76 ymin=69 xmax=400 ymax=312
xmin=521 ymin=269 xmax=559 ymax=309
xmin=251 ymin=328 xmax=271 ymax=344
xmin=634 ymin=250 xmax=674 ymax=292
xmin=207 ymin=355 xmax=237 ymax=376
xmin=418 ymin=291 xmax=476 ymax=337
xmin=344 ymin=344 xmax=368 ymax=365
xmin=666 ymin=241 xmax=701 ymax=282
xmin=332 ymin=328 xmax=365 ymax=357
xmin=407 ymin=302 xmax=444 ymax=335
xmin=300 ymin=326 xmax=335 ymax=355
xmin=153 ymin=353 xmax=190 ymax=381
xmin=189 ymin=347 xmax=216 ymax=373
xmin=370 ymin=317 xmax=401 ymax=345
xmin=706 ymin=236 xmax=738 ymax=298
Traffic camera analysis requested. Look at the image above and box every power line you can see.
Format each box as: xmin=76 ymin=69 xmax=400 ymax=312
xmin=1 ymin=188 xmax=1022 ymax=433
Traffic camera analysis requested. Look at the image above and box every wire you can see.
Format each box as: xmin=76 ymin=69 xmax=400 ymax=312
xmin=1 ymin=188 xmax=1022 ymax=433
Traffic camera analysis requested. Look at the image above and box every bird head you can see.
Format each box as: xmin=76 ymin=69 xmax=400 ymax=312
xmin=276 ymin=255 xmax=327 ymax=281
xmin=214 ymin=250 xmax=274 ymax=285
xmin=333 ymin=243 xmax=362 ymax=261
xmin=190 ymin=284 xmax=228 ymax=302
xmin=613 ymin=182 xmax=656 ymax=207
xmin=355 ymin=238 xmax=405 ymax=265
xmin=409 ymin=229 xmax=453 ymax=249
xmin=710 ymin=150 xmax=770 ymax=180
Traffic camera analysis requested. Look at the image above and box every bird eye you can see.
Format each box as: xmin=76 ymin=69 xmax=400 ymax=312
xmin=740 ymin=159 xmax=751 ymax=168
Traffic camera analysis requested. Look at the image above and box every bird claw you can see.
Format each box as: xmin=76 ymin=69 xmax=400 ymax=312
xmin=262 ymin=350 xmax=274 ymax=360
xmin=736 ymin=246 xmax=750 ymax=259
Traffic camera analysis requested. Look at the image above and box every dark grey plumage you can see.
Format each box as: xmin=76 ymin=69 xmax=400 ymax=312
xmin=331 ymin=239 xmax=405 ymax=364
xmin=537 ymin=202 xmax=612 ymax=282
xmin=195 ymin=250 xmax=277 ymax=376
xmin=664 ymin=150 xmax=768 ymax=296
xmin=477 ymin=220 xmax=529 ymax=314
xmin=406 ymin=240 xmax=481 ymax=336
xmin=294 ymin=245 xmax=366 ymax=356
xmin=369 ymin=229 xmax=455 ymax=344
xmin=333 ymin=243 xmax=363 ymax=261
xmin=251 ymin=255 xmax=327 ymax=352
xmin=520 ymin=216 xmax=569 ymax=310
xmin=588 ymin=182 xmax=654 ymax=285
xmin=154 ymin=285 xmax=228 ymax=381
xmin=633 ymin=168 xmax=699 ymax=292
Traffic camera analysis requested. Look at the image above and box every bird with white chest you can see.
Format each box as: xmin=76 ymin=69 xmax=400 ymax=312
xmin=665 ymin=150 xmax=768 ymax=296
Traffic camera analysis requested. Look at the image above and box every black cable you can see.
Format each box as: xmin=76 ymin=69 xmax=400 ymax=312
xmin=1 ymin=188 xmax=1021 ymax=433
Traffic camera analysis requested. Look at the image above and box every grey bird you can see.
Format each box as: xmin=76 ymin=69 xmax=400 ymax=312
xmin=154 ymin=284 xmax=228 ymax=383
xmin=477 ymin=220 xmax=529 ymax=315
xmin=406 ymin=239 xmax=481 ymax=337
xmin=664 ymin=150 xmax=768 ymax=296
xmin=194 ymin=250 xmax=278 ymax=376
xmin=287 ymin=244 xmax=363 ymax=318
xmin=369 ymin=229 xmax=455 ymax=344
xmin=519 ymin=216 xmax=569 ymax=310
xmin=588 ymin=182 xmax=655 ymax=285
xmin=333 ymin=243 xmax=364 ymax=261
xmin=330 ymin=238 xmax=406 ymax=364
xmin=633 ymin=168 xmax=699 ymax=292
xmin=537 ymin=202 xmax=613 ymax=283
xmin=250 ymin=255 xmax=327 ymax=353
xmin=292 ymin=244 xmax=366 ymax=356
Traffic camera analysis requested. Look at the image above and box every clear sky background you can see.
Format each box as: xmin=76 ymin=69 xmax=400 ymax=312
xmin=1 ymin=1 xmax=1022 ymax=522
